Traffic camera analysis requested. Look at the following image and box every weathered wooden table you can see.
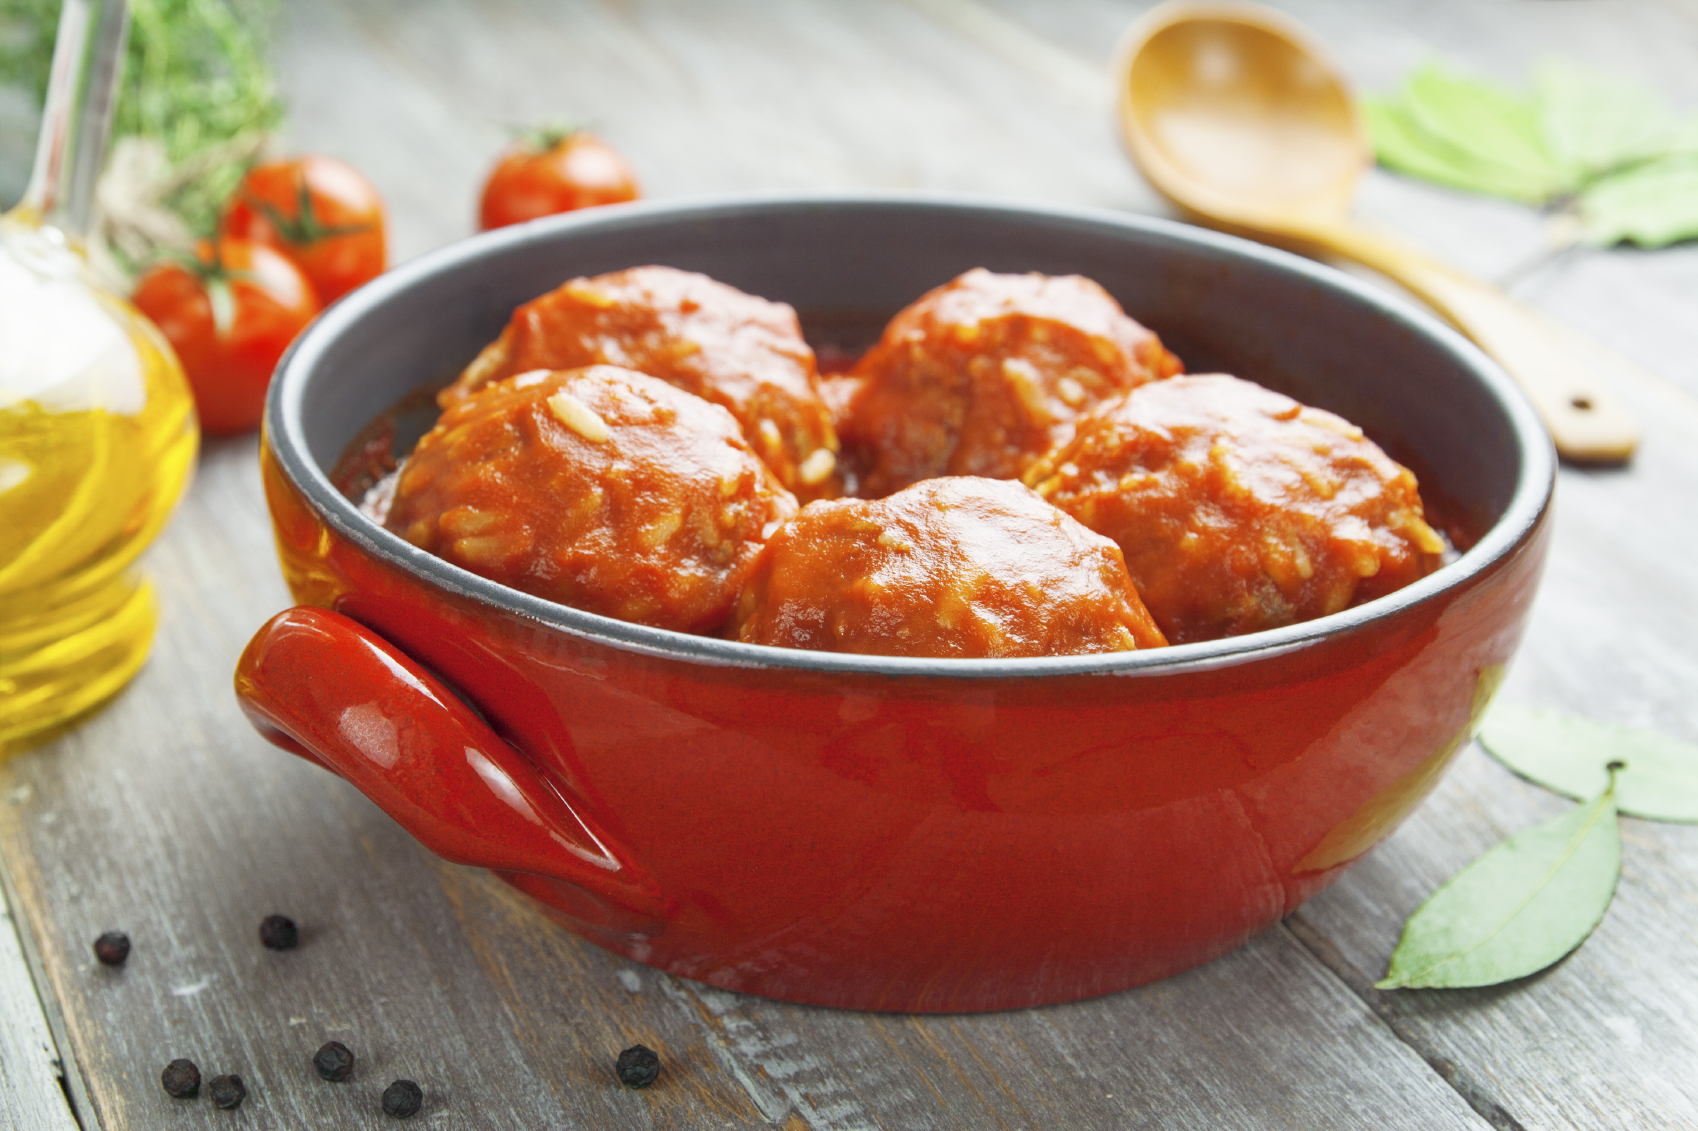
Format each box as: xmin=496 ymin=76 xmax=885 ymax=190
xmin=4 ymin=1 xmax=1698 ymax=1127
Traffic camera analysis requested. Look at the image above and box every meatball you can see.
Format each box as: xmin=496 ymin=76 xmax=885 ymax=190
xmin=440 ymin=265 xmax=840 ymax=498
xmin=839 ymin=269 xmax=1182 ymax=497
xmin=1027 ymin=374 xmax=1446 ymax=644
xmin=732 ymin=477 xmax=1167 ymax=659
xmin=389 ymin=365 xmax=797 ymax=634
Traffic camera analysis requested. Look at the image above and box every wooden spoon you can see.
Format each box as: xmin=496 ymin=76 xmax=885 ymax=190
xmin=1114 ymin=1 xmax=1638 ymax=463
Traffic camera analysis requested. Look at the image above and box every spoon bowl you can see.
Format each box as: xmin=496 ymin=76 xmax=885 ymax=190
xmin=1122 ymin=8 xmax=1364 ymax=228
xmin=1115 ymin=1 xmax=1639 ymax=463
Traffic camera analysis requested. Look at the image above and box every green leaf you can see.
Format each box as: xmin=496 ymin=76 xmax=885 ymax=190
xmin=1576 ymin=155 xmax=1698 ymax=248
xmin=119 ymin=0 xmax=284 ymax=240
xmin=1402 ymin=62 xmax=1568 ymax=201
xmin=0 ymin=0 xmax=283 ymax=241
xmin=1377 ymin=771 xmax=1620 ymax=989
xmin=1480 ymin=703 xmax=1698 ymax=819
xmin=1364 ymin=97 xmax=1551 ymax=202
xmin=0 ymin=0 xmax=60 ymax=109
xmin=1667 ymin=115 xmax=1698 ymax=156
xmin=1536 ymin=58 xmax=1674 ymax=181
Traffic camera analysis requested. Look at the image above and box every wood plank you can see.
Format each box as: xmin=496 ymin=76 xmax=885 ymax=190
xmin=983 ymin=0 xmax=1698 ymax=400
xmin=1085 ymin=3 xmax=1698 ymax=1125
xmin=0 ymin=2 xmax=1499 ymax=1127
xmin=273 ymin=0 xmax=1170 ymax=268
xmin=1296 ymin=360 xmax=1698 ymax=1131
xmin=0 ymin=438 xmax=584 ymax=1130
xmin=0 ymin=441 xmax=789 ymax=1130
xmin=0 ymin=857 xmax=80 ymax=1131
xmin=1120 ymin=3 xmax=1698 ymax=1124
xmin=290 ymin=1 xmax=1698 ymax=1126
xmin=434 ymin=861 xmax=1496 ymax=1130
xmin=4 ymin=0 xmax=1697 ymax=1128
xmin=0 ymin=425 xmax=1495 ymax=1130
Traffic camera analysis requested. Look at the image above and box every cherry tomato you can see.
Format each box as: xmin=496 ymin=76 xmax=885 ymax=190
xmin=221 ymin=155 xmax=387 ymax=304
xmin=132 ymin=240 xmax=321 ymax=435
xmin=478 ymin=129 xmax=640 ymax=231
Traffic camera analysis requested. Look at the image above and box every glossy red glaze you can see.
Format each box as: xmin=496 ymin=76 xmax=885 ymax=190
xmin=235 ymin=604 xmax=670 ymax=933
xmin=235 ymin=196 xmax=1554 ymax=1010
xmin=240 ymin=433 xmax=1548 ymax=1011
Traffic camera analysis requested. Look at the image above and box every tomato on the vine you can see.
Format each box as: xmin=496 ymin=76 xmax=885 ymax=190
xmin=221 ymin=155 xmax=387 ymax=305
xmin=478 ymin=129 xmax=640 ymax=231
xmin=132 ymin=239 xmax=320 ymax=435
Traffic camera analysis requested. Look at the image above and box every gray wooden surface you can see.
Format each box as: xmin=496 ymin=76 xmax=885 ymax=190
xmin=3 ymin=1 xmax=1698 ymax=1127
xmin=0 ymin=869 xmax=79 ymax=1131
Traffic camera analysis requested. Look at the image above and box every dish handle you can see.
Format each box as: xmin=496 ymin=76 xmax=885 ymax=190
xmin=234 ymin=606 xmax=670 ymax=931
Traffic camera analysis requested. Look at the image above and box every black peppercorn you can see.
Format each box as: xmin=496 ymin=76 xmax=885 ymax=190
xmin=258 ymin=914 xmax=298 ymax=950
xmin=93 ymin=931 xmax=130 ymax=966
xmin=313 ymin=1041 xmax=355 ymax=1082
xmin=207 ymin=1074 xmax=246 ymax=1110
xmin=615 ymin=1044 xmax=660 ymax=1088
xmin=382 ymin=1079 xmax=423 ymax=1118
xmin=161 ymin=1059 xmax=200 ymax=1098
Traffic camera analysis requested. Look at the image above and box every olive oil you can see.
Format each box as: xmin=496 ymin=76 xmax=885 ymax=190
xmin=0 ymin=0 xmax=198 ymax=750
xmin=0 ymin=218 xmax=197 ymax=748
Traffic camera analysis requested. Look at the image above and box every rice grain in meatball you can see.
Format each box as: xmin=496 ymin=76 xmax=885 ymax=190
xmin=440 ymin=265 xmax=840 ymax=498
xmin=1027 ymin=374 xmax=1445 ymax=643
xmin=732 ymin=476 xmax=1167 ymax=658
xmin=839 ymin=269 xmax=1182 ymax=497
xmin=390 ymin=365 xmax=797 ymax=634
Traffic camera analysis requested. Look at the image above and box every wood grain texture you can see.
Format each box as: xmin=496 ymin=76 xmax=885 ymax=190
xmin=433 ymin=861 xmax=1493 ymax=1130
xmin=1298 ymin=367 xmax=1698 ymax=1131
xmin=2 ymin=1 xmax=1697 ymax=1128
xmin=0 ymin=440 xmax=589 ymax=1131
xmin=0 ymin=860 xmax=79 ymax=1131
xmin=0 ymin=434 xmax=1495 ymax=1131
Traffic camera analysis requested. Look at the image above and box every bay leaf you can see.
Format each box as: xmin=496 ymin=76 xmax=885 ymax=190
xmin=1377 ymin=773 xmax=1620 ymax=989
xmin=1535 ymin=58 xmax=1673 ymax=180
xmin=1364 ymin=97 xmax=1553 ymax=202
xmin=1480 ymin=703 xmax=1698 ymax=820
xmin=1403 ymin=62 xmax=1567 ymax=201
xmin=1668 ymin=114 xmax=1698 ymax=156
xmin=1578 ymin=155 xmax=1698 ymax=248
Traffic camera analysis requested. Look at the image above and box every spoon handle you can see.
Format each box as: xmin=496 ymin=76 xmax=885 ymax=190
xmin=1299 ymin=222 xmax=1638 ymax=464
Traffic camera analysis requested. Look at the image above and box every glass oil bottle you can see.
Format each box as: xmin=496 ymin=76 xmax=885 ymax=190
xmin=0 ymin=0 xmax=197 ymax=751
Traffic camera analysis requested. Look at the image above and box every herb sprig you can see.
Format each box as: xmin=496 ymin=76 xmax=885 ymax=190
xmin=117 ymin=0 xmax=282 ymax=237
xmin=0 ymin=0 xmax=282 ymax=241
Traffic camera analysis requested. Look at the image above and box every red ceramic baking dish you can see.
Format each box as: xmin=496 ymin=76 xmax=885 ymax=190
xmin=235 ymin=193 xmax=1553 ymax=1012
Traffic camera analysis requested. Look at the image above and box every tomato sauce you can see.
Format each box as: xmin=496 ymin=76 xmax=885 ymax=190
xmin=1027 ymin=374 xmax=1445 ymax=644
xmin=732 ymin=476 xmax=1166 ymax=658
xmin=837 ymin=268 xmax=1181 ymax=497
xmin=388 ymin=365 xmax=796 ymax=634
xmin=438 ymin=265 xmax=840 ymax=500
xmin=359 ymin=265 xmax=1446 ymax=659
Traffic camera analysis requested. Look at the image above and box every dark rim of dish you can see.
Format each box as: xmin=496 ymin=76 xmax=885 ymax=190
xmin=268 ymin=190 xmax=1555 ymax=680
